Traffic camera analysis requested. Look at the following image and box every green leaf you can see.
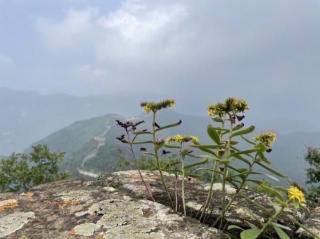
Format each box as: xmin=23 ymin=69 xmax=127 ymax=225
xmin=192 ymin=144 xmax=220 ymax=149
xmin=272 ymin=223 xmax=290 ymax=239
xmin=231 ymin=149 xmax=257 ymax=157
xmin=255 ymin=143 xmax=267 ymax=153
xmin=207 ymin=125 xmax=221 ymax=144
xmin=228 ymin=225 xmax=244 ymax=231
xmin=259 ymin=182 xmax=284 ymax=200
xmin=133 ymin=130 xmax=152 ymax=135
xmin=232 ymin=123 xmax=245 ymax=131
xmin=231 ymin=153 xmax=251 ymax=165
xmin=197 ymin=145 xmax=217 ymax=156
xmin=241 ymin=135 xmax=256 ymax=145
xmin=230 ymin=140 xmax=239 ymax=145
xmin=256 ymin=161 xmax=286 ymax=178
xmin=231 ymin=125 xmax=255 ymax=138
xmin=132 ymin=140 xmax=154 ymax=145
xmin=155 ymin=120 xmax=182 ymax=132
xmin=240 ymin=228 xmax=261 ymax=239
xmin=212 ymin=117 xmax=224 ymax=123
xmin=184 ymin=159 xmax=209 ymax=169
xmin=258 ymin=152 xmax=271 ymax=164
xmin=164 ymin=144 xmax=181 ymax=149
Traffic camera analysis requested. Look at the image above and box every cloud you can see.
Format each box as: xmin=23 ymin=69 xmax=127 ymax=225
xmin=0 ymin=54 xmax=14 ymax=65
xmin=29 ymin=0 xmax=320 ymax=120
xmin=36 ymin=8 xmax=100 ymax=50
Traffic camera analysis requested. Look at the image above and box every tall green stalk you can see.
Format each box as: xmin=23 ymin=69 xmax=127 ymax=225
xmin=219 ymin=116 xmax=233 ymax=228
xmin=127 ymin=132 xmax=155 ymax=202
xmin=217 ymin=153 xmax=259 ymax=225
xmin=199 ymin=159 xmax=217 ymax=221
xmin=179 ymin=143 xmax=187 ymax=216
xmin=152 ymin=112 xmax=173 ymax=207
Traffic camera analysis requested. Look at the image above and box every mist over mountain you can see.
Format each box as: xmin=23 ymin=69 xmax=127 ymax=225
xmin=27 ymin=109 xmax=320 ymax=186
xmin=2 ymin=87 xmax=320 ymax=156
xmin=0 ymin=88 xmax=153 ymax=155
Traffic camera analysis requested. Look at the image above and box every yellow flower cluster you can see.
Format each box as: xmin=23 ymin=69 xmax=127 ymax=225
xmin=288 ymin=186 xmax=305 ymax=204
xmin=166 ymin=135 xmax=199 ymax=144
xmin=141 ymin=99 xmax=176 ymax=113
xmin=255 ymin=131 xmax=277 ymax=148
xmin=208 ymin=103 xmax=225 ymax=117
xmin=207 ymin=97 xmax=249 ymax=117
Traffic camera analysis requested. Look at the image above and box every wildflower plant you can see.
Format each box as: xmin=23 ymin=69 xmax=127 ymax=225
xmin=116 ymin=97 xmax=320 ymax=239
xmin=116 ymin=119 xmax=155 ymax=201
xmin=123 ymin=99 xmax=182 ymax=208
xmin=165 ymin=134 xmax=200 ymax=216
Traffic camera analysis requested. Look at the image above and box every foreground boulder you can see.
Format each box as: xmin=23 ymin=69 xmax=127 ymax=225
xmin=98 ymin=170 xmax=319 ymax=238
xmin=0 ymin=170 xmax=318 ymax=238
xmin=0 ymin=172 xmax=227 ymax=239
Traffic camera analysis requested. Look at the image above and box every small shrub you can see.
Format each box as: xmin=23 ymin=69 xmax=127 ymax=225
xmin=305 ymin=147 xmax=320 ymax=207
xmin=0 ymin=144 xmax=67 ymax=192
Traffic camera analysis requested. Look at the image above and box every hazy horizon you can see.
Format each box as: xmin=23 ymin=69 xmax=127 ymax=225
xmin=1 ymin=0 xmax=320 ymax=126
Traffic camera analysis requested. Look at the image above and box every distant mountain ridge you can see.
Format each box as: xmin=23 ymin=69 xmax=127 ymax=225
xmin=2 ymin=87 xmax=319 ymax=156
xmin=0 ymin=88 xmax=155 ymax=155
xmin=30 ymin=114 xmax=126 ymax=177
xmin=29 ymin=111 xmax=320 ymax=186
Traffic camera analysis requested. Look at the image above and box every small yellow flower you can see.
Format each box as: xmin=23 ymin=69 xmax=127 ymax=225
xmin=234 ymin=99 xmax=249 ymax=112
xmin=191 ymin=136 xmax=200 ymax=145
xmin=174 ymin=134 xmax=185 ymax=143
xmin=224 ymin=97 xmax=249 ymax=113
xmin=167 ymin=134 xmax=197 ymax=144
xmin=141 ymin=99 xmax=176 ymax=113
xmin=143 ymin=105 xmax=152 ymax=113
xmin=255 ymin=131 xmax=277 ymax=148
xmin=207 ymin=97 xmax=249 ymax=118
xmin=208 ymin=103 xmax=225 ymax=117
xmin=288 ymin=186 xmax=305 ymax=204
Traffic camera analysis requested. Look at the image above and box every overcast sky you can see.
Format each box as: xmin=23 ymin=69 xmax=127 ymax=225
xmin=1 ymin=0 xmax=320 ymax=122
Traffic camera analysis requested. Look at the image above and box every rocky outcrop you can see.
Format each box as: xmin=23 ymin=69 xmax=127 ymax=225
xmin=298 ymin=207 xmax=320 ymax=237
xmin=0 ymin=170 xmax=318 ymax=238
xmin=0 ymin=171 xmax=227 ymax=239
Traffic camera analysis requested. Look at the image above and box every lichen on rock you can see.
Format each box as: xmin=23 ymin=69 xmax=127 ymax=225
xmin=0 ymin=212 xmax=35 ymax=238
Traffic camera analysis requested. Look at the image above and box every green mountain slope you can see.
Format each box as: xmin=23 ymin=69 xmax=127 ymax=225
xmin=31 ymin=114 xmax=126 ymax=177
xmin=30 ymin=111 xmax=320 ymax=186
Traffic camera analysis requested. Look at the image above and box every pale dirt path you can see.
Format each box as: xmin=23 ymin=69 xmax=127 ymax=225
xmin=77 ymin=126 xmax=111 ymax=178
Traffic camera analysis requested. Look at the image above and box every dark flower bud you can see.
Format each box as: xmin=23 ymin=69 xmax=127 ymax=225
xmin=230 ymin=115 xmax=236 ymax=124
xmin=236 ymin=115 xmax=245 ymax=121
xmin=162 ymin=150 xmax=171 ymax=155
xmin=134 ymin=120 xmax=144 ymax=127
xmin=154 ymin=122 xmax=160 ymax=129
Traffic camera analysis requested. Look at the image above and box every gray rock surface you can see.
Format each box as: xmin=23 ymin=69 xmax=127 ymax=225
xmin=0 ymin=170 xmax=318 ymax=238
xmin=0 ymin=172 xmax=227 ymax=239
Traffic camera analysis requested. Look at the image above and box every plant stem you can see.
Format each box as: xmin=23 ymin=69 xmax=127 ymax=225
xmin=152 ymin=112 xmax=173 ymax=207
xmin=256 ymin=206 xmax=285 ymax=238
xmin=174 ymin=169 xmax=178 ymax=212
xmin=127 ymin=132 xmax=155 ymax=202
xmin=217 ymin=154 xmax=259 ymax=225
xmin=181 ymin=157 xmax=186 ymax=216
xmin=289 ymin=216 xmax=320 ymax=239
xmin=219 ymin=117 xmax=233 ymax=228
xmin=199 ymin=159 xmax=217 ymax=221
xmin=219 ymin=163 xmax=228 ymax=228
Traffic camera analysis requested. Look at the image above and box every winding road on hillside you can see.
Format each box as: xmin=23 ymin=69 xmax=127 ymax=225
xmin=77 ymin=126 xmax=111 ymax=178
